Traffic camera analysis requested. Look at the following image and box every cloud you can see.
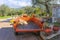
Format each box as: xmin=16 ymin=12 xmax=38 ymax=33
xmin=0 ymin=0 xmax=5 ymax=5
xmin=3 ymin=0 xmax=32 ymax=8
xmin=17 ymin=1 xmax=31 ymax=7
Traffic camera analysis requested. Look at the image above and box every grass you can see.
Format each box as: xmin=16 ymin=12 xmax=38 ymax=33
xmin=0 ymin=16 xmax=11 ymax=19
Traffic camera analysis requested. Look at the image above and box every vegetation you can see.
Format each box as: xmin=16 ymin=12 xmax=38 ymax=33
xmin=0 ymin=0 xmax=53 ymax=18
xmin=32 ymin=0 xmax=51 ymax=13
xmin=0 ymin=16 xmax=11 ymax=19
xmin=0 ymin=5 xmax=45 ymax=17
xmin=54 ymin=22 xmax=60 ymax=27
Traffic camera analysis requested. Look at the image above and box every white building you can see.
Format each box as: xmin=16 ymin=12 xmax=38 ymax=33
xmin=51 ymin=0 xmax=60 ymax=22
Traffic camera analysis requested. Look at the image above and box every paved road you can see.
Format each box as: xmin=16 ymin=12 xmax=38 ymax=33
xmin=0 ymin=18 xmax=41 ymax=40
xmin=0 ymin=18 xmax=60 ymax=40
xmin=0 ymin=27 xmax=41 ymax=40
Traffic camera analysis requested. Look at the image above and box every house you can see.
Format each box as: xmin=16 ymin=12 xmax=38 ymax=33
xmin=50 ymin=0 xmax=60 ymax=22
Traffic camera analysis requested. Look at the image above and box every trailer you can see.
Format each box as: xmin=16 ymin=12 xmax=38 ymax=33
xmin=13 ymin=14 xmax=44 ymax=35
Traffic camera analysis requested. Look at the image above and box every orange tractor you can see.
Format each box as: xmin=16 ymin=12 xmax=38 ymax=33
xmin=13 ymin=14 xmax=52 ymax=35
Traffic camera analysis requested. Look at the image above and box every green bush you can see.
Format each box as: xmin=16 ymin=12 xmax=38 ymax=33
xmin=54 ymin=22 xmax=60 ymax=27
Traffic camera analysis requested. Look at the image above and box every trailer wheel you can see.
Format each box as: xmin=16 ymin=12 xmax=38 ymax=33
xmin=14 ymin=32 xmax=18 ymax=35
xmin=37 ymin=32 xmax=40 ymax=36
xmin=33 ymin=32 xmax=40 ymax=36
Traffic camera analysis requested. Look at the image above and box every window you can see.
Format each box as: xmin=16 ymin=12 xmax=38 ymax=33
xmin=56 ymin=7 xmax=60 ymax=18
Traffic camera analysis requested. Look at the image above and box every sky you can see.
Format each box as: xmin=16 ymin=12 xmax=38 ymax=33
xmin=0 ymin=0 xmax=32 ymax=8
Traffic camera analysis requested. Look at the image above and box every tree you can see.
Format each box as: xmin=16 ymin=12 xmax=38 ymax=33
xmin=0 ymin=4 xmax=10 ymax=16
xmin=32 ymin=0 xmax=51 ymax=14
xmin=0 ymin=4 xmax=6 ymax=16
xmin=24 ymin=6 xmax=33 ymax=14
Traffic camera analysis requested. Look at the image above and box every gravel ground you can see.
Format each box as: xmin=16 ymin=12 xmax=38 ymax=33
xmin=47 ymin=35 xmax=60 ymax=40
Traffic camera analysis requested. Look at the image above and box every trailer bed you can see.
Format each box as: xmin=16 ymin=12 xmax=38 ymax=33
xmin=17 ymin=22 xmax=40 ymax=30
